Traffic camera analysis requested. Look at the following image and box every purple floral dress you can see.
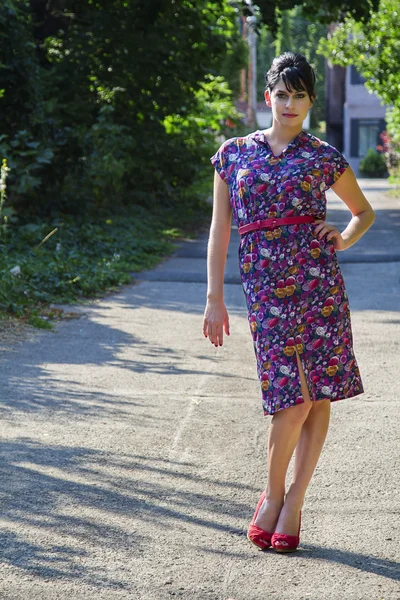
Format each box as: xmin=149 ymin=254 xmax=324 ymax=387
xmin=211 ymin=130 xmax=364 ymax=415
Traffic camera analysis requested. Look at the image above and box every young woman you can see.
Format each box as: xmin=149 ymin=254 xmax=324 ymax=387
xmin=203 ymin=52 xmax=375 ymax=553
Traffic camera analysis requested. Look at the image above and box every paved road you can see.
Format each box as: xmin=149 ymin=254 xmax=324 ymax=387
xmin=0 ymin=180 xmax=399 ymax=599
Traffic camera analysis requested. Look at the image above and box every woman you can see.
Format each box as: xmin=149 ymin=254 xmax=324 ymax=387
xmin=203 ymin=52 xmax=375 ymax=553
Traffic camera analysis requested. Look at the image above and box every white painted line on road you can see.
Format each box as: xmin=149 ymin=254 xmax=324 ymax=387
xmin=165 ymin=352 xmax=219 ymax=467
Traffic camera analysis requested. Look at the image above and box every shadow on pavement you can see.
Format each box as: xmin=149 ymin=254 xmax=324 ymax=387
xmin=299 ymin=543 xmax=399 ymax=581
xmin=0 ymin=440 xmax=255 ymax=588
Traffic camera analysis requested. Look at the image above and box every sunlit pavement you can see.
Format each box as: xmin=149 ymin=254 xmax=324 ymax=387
xmin=0 ymin=180 xmax=398 ymax=599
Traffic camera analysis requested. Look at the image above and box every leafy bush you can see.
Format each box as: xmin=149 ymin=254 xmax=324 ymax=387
xmin=377 ymin=122 xmax=400 ymax=179
xmin=359 ymin=148 xmax=387 ymax=178
xmin=0 ymin=199 xmax=210 ymax=320
xmin=0 ymin=1 xmax=245 ymax=218
xmin=0 ymin=150 xmax=212 ymax=324
xmin=0 ymin=131 xmax=53 ymax=198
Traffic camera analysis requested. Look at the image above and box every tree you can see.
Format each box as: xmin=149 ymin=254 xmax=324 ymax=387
xmin=0 ymin=1 xmax=41 ymax=135
xmin=0 ymin=0 xmax=384 ymax=217
xmin=0 ymin=0 xmax=246 ymax=215
xmin=318 ymin=0 xmax=400 ymax=143
xmin=242 ymin=0 xmax=379 ymax=34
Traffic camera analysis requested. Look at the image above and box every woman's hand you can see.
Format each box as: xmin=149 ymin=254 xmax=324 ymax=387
xmin=313 ymin=219 xmax=347 ymax=251
xmin=203 ymin=298 xmax=230 ymax=347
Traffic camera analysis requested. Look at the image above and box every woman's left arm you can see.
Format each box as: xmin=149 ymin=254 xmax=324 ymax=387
xmin=314 ymin=166 xmax=376 ymax=251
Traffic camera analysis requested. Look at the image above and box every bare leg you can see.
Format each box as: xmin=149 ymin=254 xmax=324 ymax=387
xmin=254 ymin=352 xmax=312 ymax=532
xmin=292 ymin=399 xmax=331 ymax=498
xmin=275 ymin=398 xmax=331 ymax=535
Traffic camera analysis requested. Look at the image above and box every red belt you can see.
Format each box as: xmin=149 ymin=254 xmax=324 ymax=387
xmin=238 ymin=215 xmax=317 ymax=235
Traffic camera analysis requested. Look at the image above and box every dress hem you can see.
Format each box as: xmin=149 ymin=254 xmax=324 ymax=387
xmin=263 ymin=387 xmax=364 ymax=416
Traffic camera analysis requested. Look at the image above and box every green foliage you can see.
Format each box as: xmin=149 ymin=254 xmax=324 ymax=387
xmin=163 ymin=75 xmax=244 ymax=152
xmin=0 ymin=0 xmax=244 ymax=217
xmin=377 ymin=130 xmax=400 ymax=179
xmin=1 ymin=0 xmax=380 ymax=222
xmin=0 ymin=1 xmax=42 ymax=136
xmin=385 ymin=106 xmax=400 ymax=151
xmin=318 ymin=0 xmax=400 ymax=107
xmin=219 ymin=35 xmax=248 ymax=98
xmin=0 ymin=131 xmax=53 ymax=198
xmin=359 ymin=148 xmax=387 ymax=178
xmin=59 ymin=105 xmax=138 ymax=212
xmin=246 ymin=0 xmax=379 ymax=35
xmin=318 ymin=0 xmax=400 ymax=154
xmin=0 ymin=158 xmax=10 ymax=218
xmin=0 ymin=199 xmax=211 ymax=321
xmin=0 ymin=0 xmax=384 ymax=220
xmin=27 ymin=314 xmax=54 ymax=329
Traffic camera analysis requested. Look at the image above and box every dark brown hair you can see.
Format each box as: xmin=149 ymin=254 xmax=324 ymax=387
xmin=266 ymin=52 xmax=316 ymax=101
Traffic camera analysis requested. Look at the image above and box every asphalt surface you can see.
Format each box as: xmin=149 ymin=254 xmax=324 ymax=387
xmin=0 ymin=179 xmax=399 ymax=599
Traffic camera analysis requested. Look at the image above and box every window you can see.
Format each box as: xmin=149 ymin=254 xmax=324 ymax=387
xmin=350 ymin=65 xmax=366 ymax=85
xmin=350 ymin=118 xmax=386 ymax=157
xmin=359 ymin=120 xmax=380 ymax=156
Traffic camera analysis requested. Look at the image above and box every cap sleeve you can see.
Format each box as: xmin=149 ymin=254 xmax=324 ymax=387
xmin=210 ymin=138 xmax=238 ymax=187
xmin=323 ymin=146 xmax=350 ymax=190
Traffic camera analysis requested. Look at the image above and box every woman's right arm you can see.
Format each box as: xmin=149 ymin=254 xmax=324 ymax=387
xmin=203 ymin=170 xmax=232 ymax=347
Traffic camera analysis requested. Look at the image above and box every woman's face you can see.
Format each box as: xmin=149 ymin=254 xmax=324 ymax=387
xmin=264 ymin=77 xmax=314 ymax=127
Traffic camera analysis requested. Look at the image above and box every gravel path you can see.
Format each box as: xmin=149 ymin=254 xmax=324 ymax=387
xmin=0 ymin=180 xmax=399 ymax=599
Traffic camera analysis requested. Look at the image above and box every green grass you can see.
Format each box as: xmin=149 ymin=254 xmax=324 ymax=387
xmin=0 ymin=199 xmax=212 ymax=327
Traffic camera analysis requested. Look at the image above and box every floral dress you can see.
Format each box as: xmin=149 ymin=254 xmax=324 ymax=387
xmin=210 ymin=130 xmax=364 ymax=415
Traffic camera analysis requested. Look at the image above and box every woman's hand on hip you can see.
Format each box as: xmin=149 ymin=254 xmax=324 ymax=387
xmin=313 ymin=219 xmax=346 ymax=251
xmin=203 ymin=299 xmax=230 ymax=347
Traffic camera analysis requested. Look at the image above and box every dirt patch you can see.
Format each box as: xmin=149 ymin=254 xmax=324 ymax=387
xmin=0 ymin=308 xmax=83 ymax=354
xmin=0 ymin=316 xmax=37 ymax=353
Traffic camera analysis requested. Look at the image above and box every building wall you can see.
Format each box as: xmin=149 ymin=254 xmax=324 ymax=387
xmin=343 ymin=66 xmax=387 ymax=175
xmin=325 ymin=61 xmax=346 ymax=151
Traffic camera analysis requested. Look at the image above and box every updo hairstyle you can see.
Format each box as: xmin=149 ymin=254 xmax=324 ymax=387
xmin=266 ymin=52 xmax=316 ymax=102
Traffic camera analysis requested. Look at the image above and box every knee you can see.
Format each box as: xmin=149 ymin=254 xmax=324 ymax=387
xmin=275 ymin=400 xmax=312 ymax=424
xmin=293 ymin=400 xmax=313 ymax=423
xmin=311 ymin=398 xmax=331 ymax=413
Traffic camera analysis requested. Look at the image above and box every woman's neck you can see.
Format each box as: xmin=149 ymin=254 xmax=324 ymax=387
xmin=263 ymin=123 xmax=303 ymax=145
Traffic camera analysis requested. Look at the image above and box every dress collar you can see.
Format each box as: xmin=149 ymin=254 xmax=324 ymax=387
xmin=251 ymin=129 xmax=308 ymax=152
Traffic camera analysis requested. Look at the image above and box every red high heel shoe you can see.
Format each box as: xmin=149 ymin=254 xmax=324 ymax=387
xmin=271 ymin=510 xmax=302 ymax=553
xmin=247 ymin=490 xmax=273 ymax=550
